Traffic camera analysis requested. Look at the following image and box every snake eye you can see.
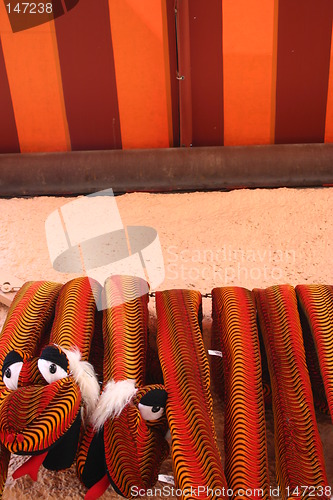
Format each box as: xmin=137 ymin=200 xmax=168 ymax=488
xmin=38 ymin=345 xmax=69 ymax=384
xmin=49 ymin=363 xmax=57 ymax=374
xmin=2 ymin=351 xmax=23 ymax=390
xmin=138 ymin=404 xmax=164 ymax=421
xmin=38 ymin=359 xmax=68 ymax=384
xmin=138 ymin=388 xmax=167 ymax=421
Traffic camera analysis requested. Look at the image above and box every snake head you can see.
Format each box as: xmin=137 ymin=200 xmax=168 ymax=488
xmin=0 ymin=278 xmax=99 ymax=483
xmin=0 ymin=344 xmax=99 ymax=465
xmin=78 ymin=382 xmax=169 ymax=497
xmin=134 ymin=385 xmax=168 ymax=423
xmin=0 ymin=348 xmax=46 ymax=407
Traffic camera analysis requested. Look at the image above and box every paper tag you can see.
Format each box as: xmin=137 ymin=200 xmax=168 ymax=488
xmin=208 ymin=350 xmax=223 ymax=357
xmin=158 ymin=475 xmax=175 ymax=485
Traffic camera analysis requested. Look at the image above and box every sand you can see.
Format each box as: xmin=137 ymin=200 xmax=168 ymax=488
xmin=0 ymin=187 xmax=332 ymax=499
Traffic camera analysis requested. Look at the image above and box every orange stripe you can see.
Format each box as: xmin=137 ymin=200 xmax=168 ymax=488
xmin=325 ymin=25 xmax=333 ymax=143
xmin=223 ymin=0 xmax=275 ymax=146
xmin=0 ymin=7 xmax=70 ymax=153
xmin=108 ymin=0 xmax=170 ymax=149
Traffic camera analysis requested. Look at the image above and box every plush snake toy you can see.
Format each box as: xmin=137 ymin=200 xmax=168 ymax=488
xmin=0 ymin=277 xmax=101 ymax=486
xmin=212 ymin=286 xmax=270 ymax=499
xmin=0 ymin=279 xmax=333 ymax=499
xmin=254 ymin=285 xmax=329 ymax=499
xmin=77 ymin=275 xmax=169 ymax=499
xmin=156 ymin=289 xmax=228 ymax=499
xmin=0 ymin=280 xmax=63 ymax=497
xmin=296 ymin=284 xmax=333 ymax=419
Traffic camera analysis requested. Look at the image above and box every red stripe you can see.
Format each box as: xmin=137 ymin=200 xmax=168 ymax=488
xmin=63 ymin=0 xmax=80 ymax=9
xmin=166 ymin=0 xmax=179 ymax=147
xmin=176 ymin=0 xmax=192 ymax=146
xmin=0 ymin=39 xmax=19 ymax=153
xmin=54 ymin=0 xmax=122 ymax=150
xmin=275 ymin=0 xmax=333 ymax=144
xmin=188 ymin=0 xmax=223 ymax=146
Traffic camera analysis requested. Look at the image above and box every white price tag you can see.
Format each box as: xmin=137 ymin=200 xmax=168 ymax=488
xmin=158 ymin=475 xmax=175 ymax=485
xmin=208 ymin=350 xmax=223 ymax=357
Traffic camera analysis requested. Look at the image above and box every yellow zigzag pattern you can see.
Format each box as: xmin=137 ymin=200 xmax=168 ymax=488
xmin=156 ymin=289 xmax=227 ymax=499
xmin=254 ymin=285 xmax=328 ymax=500
xmin=212 ymin=286 xmax=269 ymax=500
xmin=296 ymin=285 xmax=333 ymax=419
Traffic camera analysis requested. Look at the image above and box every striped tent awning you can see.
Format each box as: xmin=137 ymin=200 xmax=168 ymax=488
xmin=1 ymin=0 xmax=333 ymax=153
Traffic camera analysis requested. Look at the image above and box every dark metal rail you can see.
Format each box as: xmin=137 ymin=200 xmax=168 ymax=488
xmin=0 ymin=144 xmax=333 ymax=196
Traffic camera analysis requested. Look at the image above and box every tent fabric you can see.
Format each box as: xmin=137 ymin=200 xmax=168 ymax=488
xmin=0 ymin=0 xmax=332 ymax=153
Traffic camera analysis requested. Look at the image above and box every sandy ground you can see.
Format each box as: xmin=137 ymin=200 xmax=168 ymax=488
xmin=0 ymin=187 xmax=332 ymax=499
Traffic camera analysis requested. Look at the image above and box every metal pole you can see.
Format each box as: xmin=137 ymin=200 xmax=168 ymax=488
xmin=0 ymin=144 xmax=332 ymax=196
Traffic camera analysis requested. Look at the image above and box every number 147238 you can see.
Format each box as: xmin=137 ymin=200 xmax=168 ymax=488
xmin=6 ymin=3 xmax=53 ymax=14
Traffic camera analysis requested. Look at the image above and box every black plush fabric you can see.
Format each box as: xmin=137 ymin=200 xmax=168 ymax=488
xmin=82 ymin=429 xmax=124 ymax=497
xmin=2 ymin=350 xmax=23 ymax=378
xmin=39 ymin=345 xmax=69 ymax=373
xmin=43 ymin=412 xmax=81 ymax=471
xmin=81 ymin=430 xmax=107 ymax=488
xmin=140 ymin=388 xmax=167 ymax=408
